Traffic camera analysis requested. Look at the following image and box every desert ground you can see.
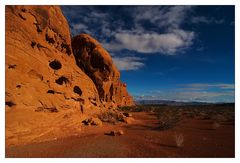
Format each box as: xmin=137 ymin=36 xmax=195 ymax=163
xmin=6 ymin=104 xmax=234 ymax=158
xmin=5 ymin=6 xmax=235 ymax=159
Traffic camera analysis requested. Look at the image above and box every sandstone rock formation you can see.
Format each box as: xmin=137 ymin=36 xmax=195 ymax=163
xmin=6 ymin=5 xmax=101 ymax=113
xmin=5 ymin=5 xmax=134 ymax=146
xmin=72 ymin=34 xmax=134 ymax=109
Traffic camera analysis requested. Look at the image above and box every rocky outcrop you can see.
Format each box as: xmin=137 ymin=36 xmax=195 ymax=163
xmin=6 ymin=6 xmax=134 ymax=113
xmin=6 ymin=5 xmax=134 ymax=146
xmin=72 ymin=34 xmax=134 ymax=108
xmin=6 ymin=6 xmax=103 ymax=113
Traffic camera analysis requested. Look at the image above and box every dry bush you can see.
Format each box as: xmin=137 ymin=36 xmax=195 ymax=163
xmin=98 ymin=111 xmax=125 ymax=124
xmin=117 ymin=106 xmax=132 ymax=111
xmin=157 ymin=108 xmax=182 ymax=130
xmin=158 ymin=116 xmax=180 ymax=130
xmin=174 ymin=133 xmax=184 ymax=147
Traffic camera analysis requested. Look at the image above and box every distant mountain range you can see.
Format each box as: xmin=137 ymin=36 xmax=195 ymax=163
xmin=135 ymin=100 xmax=234 ymax=106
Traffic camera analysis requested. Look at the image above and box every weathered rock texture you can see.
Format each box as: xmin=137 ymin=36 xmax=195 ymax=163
xmin=5 ymin=5 xmax=134 ymax=146
xmin=72 ymin=34 xmax=134 ymax=108
xmin=6 ymin=5 xmax=102 ymax=113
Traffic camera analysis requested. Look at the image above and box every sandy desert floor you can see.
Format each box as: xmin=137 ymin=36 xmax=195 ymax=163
xmin=6 ymin=111 xmax=234 ymax=158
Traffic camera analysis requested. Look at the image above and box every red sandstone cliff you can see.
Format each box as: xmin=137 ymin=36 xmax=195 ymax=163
xmin=5 ymin=5 xmax=134 ymax=146
xmin=72 ymin=34 xmax=134 ymax=109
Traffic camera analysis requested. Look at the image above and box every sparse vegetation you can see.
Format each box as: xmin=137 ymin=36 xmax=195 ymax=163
xmin=98 ymin=111 xmax=125 ymax=124
xmin=117 ymin=103 xmax=234 ymax=130
xmin=174 ymin=133 xmax=184 ymax=147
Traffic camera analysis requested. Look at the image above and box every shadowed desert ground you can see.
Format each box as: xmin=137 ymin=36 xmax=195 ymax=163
xmin=6 ymin=104 xmax=234 ymax=158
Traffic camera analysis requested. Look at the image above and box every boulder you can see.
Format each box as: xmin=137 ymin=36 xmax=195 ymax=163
xmin=91 ymin=118 xmax=103 ymax=126
xmin=123 ymin=112 xmax=132 ymax=117
xmin=105 ymin=130 xmax=124 ymax=136
xmin=82 ymin=117 xmax=103 ymax=126
xmin=124 ymin=117 xmax=135 ymax=124
xmin=118 ymin=130 xmax=124 ymax=135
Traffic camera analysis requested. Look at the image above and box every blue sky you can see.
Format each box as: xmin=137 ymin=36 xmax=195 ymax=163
xmin=62 ymin=6 xmax=235 ymax=103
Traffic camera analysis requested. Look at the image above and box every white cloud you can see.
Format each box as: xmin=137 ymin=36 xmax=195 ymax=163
xmin=218 ymin=84 xmax=235 ymax=89
xmin=104 ymin=30 xmax=194 ymax=54
xmin=133 ymin=6 xmax=193 ymax=30
xmin=182 ymin=83 xmax=235 ymax=90
xmin=134 ymin=83 xmax=235 ymax=102
xmin=63 ymin=6 xmax=196 ymax=55
xmin=112 ymin=56 xmax=145 ymax=71
xmin=72 ymin=23 xmax=87 ymax=30
xmin=191 ymin=16 xmax=211 ymax=24
xmin=135 ymin=90 xmax=234 ymax=103
xmin=70 ymin=23 xmax=92 ymax=36
xmin=103 ymin=6 xmax=195 ymax=54
xmin=63 ymin=6 xmax=227 ymax=63
xmin=191 ymin=16 xmax=225 ymax=24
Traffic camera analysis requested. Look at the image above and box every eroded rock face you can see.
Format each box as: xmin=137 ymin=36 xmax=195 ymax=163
xmin=6 ymin=6 xmax=100 ymax=112
xmin=5 ymin=5 xmax=134 ymax=146
xmin=72 ymin=34 xmax=135 ymax=108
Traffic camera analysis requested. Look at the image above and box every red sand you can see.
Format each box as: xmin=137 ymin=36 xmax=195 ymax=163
xmin=6 ymin=112 xmax=234 ymax=158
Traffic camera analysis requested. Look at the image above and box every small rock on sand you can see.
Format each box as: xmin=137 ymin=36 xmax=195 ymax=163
xmin=82 ymin=117 xmax=103 ymax=126
xmin=124 ymin=117 xmax=135 ymax=124
xmin=118 ymin=130 xmax=124 ymax=135
xmin=106 ymin=130 xmax=124 ymax=136
xmin=91 ymin=118 xmax=103 ymax=126
xmin=123 ymin=112 xmax=132 ymax=117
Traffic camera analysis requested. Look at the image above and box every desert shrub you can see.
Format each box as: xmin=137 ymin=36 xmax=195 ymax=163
xmin=144 ymin=104 xmax=235 ymax=130
xmin=98 ymin=111 xmax=125 ymax=124
xmin=174 ymin=133 xmax=184 ymax=147
xmin=117 ymin=106 xmax=132 ymax=112
xmin=116 ymin=104 xmax=234 ymax=129
xmin=117 ymin=105 xmax=162 ymax=112
xmin=158 ymin=114 xmax=181 ymax=130
xmin=156 ymin=107 xmax=183 ymax=130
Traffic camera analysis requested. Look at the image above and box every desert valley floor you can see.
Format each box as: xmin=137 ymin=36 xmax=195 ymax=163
xmin=5 ymin=6 xmax=235 ymax=158
xmin=6 ymin=107 xmax=234 ymax=158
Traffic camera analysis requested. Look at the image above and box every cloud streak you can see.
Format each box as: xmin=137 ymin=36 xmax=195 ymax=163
xmin=133 ymin=6 xmax=193 ymax=30
xmin=103 ymin=29 xmax=194 ymax=54
xmin=135 ymin=90 xmax=234 ymax=103
xmin=191 ymin=16 xmax=225 ymax=24
xmin=180 ymin=83 xmax=235 ymax=91
xmin=112 ymin=56 xmax=145 ymax=71
xmin=134 ymin=83 xmax=235 ymax=102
